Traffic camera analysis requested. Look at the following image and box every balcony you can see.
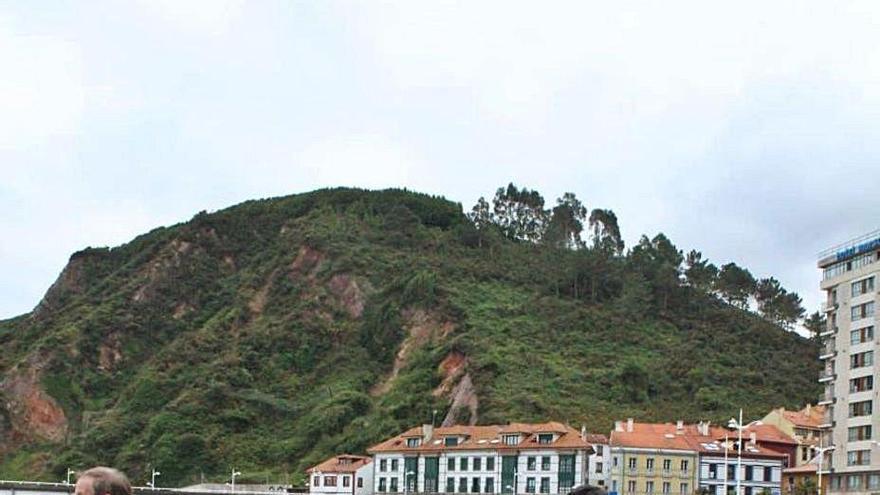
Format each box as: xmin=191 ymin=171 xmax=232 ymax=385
xmin=821 ymin=301 xmax=839 ymax=313
xmin=661 ymin=470 xmax=672 ymax=478
xmin=819 ymin=371 xmax=836 ymax=383
xmin=819 ymin=326 xmax=838 ymax=338
xmin=820 ymin=350 xmax=837 ymax=360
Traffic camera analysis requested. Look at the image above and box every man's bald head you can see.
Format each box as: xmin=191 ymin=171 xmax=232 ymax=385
xmin=74 ymin=467 xmax=132 ymax=495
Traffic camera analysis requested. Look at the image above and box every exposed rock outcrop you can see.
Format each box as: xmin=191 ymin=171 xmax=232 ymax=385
xmin=327 ymin=274 xmax=367 ymax=319
xmin=0 ymin=358 xmax=68 ymax=451
xmin=33 ymin=249 xmax=108 ymax=318
xmin=132 ymin=239 xmax=198 ymax=303
xmin=371 ymin=308 xmax=455 ymax=396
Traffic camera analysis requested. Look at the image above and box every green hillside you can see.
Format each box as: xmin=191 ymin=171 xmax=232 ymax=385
xmin=0 ymin=187 xmax=820 ymax=485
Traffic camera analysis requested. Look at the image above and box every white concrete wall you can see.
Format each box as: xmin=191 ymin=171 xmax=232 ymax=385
xmin=698 ymin=455 xmax=783 ymax=495
xmin=372 ymin=449 xmax=587 ymax=494
xmin=587 ymin=444 xmax=611 ymax=488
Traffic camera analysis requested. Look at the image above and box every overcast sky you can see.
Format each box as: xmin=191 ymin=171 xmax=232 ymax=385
xmin=2 ymin=1 xmax=880 ymax=321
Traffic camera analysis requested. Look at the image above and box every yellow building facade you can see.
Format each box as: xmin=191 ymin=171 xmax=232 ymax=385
xmin=609 ymin=421 xmax=700 ymax=495
xmin=609 ymin=448 xmax=699 ymax=495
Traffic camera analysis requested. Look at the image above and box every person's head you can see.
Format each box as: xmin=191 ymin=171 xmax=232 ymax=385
xmin=74 ymin=467 xmax=132 ymax=495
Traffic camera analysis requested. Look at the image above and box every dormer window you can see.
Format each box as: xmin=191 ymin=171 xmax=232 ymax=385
xmin=407 ymin=438 xmax=422 ymax=448
xmin=537 ymin=434 xmax=553 ymax=445
xmin=445 ymin=437 xmax=459 ymax=447
xmin=503 ymin=434 xmax=519 ymax=445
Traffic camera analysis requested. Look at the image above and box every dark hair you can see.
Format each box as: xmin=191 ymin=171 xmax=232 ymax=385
xmin=79 ymin=467 xmax=132 ymax=495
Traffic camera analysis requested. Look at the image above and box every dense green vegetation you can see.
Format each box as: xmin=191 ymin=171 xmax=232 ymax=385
xmin=0 ymin=187 xmax=820 ymax=486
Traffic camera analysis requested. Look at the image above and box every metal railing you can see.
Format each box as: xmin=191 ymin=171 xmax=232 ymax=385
xmin=817 ymin=228 xmax=880 ymax=260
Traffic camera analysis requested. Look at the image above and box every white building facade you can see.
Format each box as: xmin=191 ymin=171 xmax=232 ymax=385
xmin=308 ymin=455 xmax=374 ymax=495
xmin=368 ymin=423 xmax=594 ymax=495
xmin=698 ymin=450 xmax=784 ymax=495
xmin=817 ymin=231 xmax=880 ymax=495
xmin=585 ymin=434 xmax=611 ymax=489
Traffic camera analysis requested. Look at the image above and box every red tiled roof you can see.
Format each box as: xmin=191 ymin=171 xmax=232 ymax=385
xmin=584 ymin=433 xmax=609 ymax=445
xmin=307 ymin=455 xmax=371 ymax=474
xmin=610 ymin=422 xmax=787 ymax=460
xmin=730 ymin=424 xmax=797 ymax=445
xmin=784 ymin=463 xmax=818 ymax=474
xmin=782 ymin=405 xmax=826 ymax=429
xmin=368 ymin=423 xmax=591 ymax=453
xmin=610 ymin=423 xmax=701 ymax=451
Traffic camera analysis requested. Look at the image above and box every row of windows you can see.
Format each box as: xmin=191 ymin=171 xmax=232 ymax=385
xmin=848 ymin=425 xmax=872 ymax=441
xmin=620 ymin=457 xmax=690 ymax=472
xmin=829 ymin=473 xmax=880 ymax=491
xmin=850 ymin=350 xmax=873 ymax=369
xmin=706 ymin=464 xmax=773 ymax=482
xmin=847 ymin=450 xmax=871 ymax=466
xmin=380 ymin=477 xmax=500 ymax=494
xmin=850 ymin=326 xmax=874 ymax=345
xmin=619 ymin=480 xmax=689 ymax=494
xmin=853 ymin=276 xmax=876 ymax=297
xmin=447 ymin=457 xmax=498 ymax=472
xmin=313 ymin=476 xmax=362 ymax=488
xmin=849 ymin=400 xmax=872 ymax=417
xmin=381 ymin=454 xmax=569 ymax=475
xmin=850 ymin=375 xmax=873 ymax=393
xmin=852 ymin=301 xmax=875 ymax=321
xmin=823 ymin=252 xmax=878 ymax=280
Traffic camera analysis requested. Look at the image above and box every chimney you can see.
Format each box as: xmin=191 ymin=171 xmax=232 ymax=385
xmin=676 ymin=420 xmax=684 ymax=431
xmin=581 ymin=425 xmax=587 ymax=441
xmin=749 ymin=432 xmax=757 ymax=445
xmin=614 ymin=421 xmax=624 ymax=432
xmin=627 ymin=418 xmax=634 ymax=432
xmin=806 ymin=403 xmax=812 ymax=415
xmin=423 ymin=424 xmax=434 ymax=443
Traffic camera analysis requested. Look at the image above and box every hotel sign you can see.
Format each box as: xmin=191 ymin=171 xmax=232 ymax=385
xmin=837 ymin=236 xmax=880 ymax=261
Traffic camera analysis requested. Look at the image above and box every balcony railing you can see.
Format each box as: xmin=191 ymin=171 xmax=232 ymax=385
xmin=821 ymin=302 xmax=839 ymax=313
xmin=819 ymin=371 xmax=836 ymax=383
xmin=819 ymin=326 xmax=838 ymax=338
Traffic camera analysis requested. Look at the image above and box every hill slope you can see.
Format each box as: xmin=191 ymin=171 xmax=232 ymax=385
xmin=0 ymin=188 xmax=820 ymax=485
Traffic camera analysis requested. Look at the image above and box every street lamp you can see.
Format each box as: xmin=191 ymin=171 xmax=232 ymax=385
xmin=405 ymin=471 xmax=415 ymax=495
xmin=505 ymin=473 xmax=519 ymax=495
xmin=728 ymin=409 xmax=745 ymax=495
xmin=231 ymin=469 xmax=242 ymax=493
xmin=65 ymin=468 xmax=76 ymax=485
xmin=722 ymin=434 xmax=729 ymax=495
xmin=147 ymin=469 xmax=161 ymax=489
xmin=814 ymin=444 xmax=835 ymax=495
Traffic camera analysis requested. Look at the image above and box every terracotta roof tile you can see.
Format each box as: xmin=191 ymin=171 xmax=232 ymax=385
xmin=610 ymin=422 xmax=787 ymax=460
xmin=782 ymin=405 xmax=826 ymax=429
xmin=307 ymin=455 xmax=372 ymax=474
xmin=784 ymin=463 xmax=818 ymax=474
xmin=730 ymin=424 xmax=797 ymax=445
xmin=368 ymin=423 xmax=591 ymax=454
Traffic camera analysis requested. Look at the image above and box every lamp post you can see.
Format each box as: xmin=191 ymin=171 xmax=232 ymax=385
xmin=728 ymin=409 xmax=745 ymax=495
xmin=232 ymin=469 xmax=242 ymax=493
xmin=814 ymin=444 xmax=835 ymax=495
xmin=723 ymin=434 xmax=729 ymax=495
xmin=65 ymin=468 xmax=76 ymax=485
xmin=147 ymin=469 xmax=161 ymax=489
xmin=405 ymin=470 xmax=415 ymax=495
xmin=506 ymin=473 xmax=519 ymax=495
